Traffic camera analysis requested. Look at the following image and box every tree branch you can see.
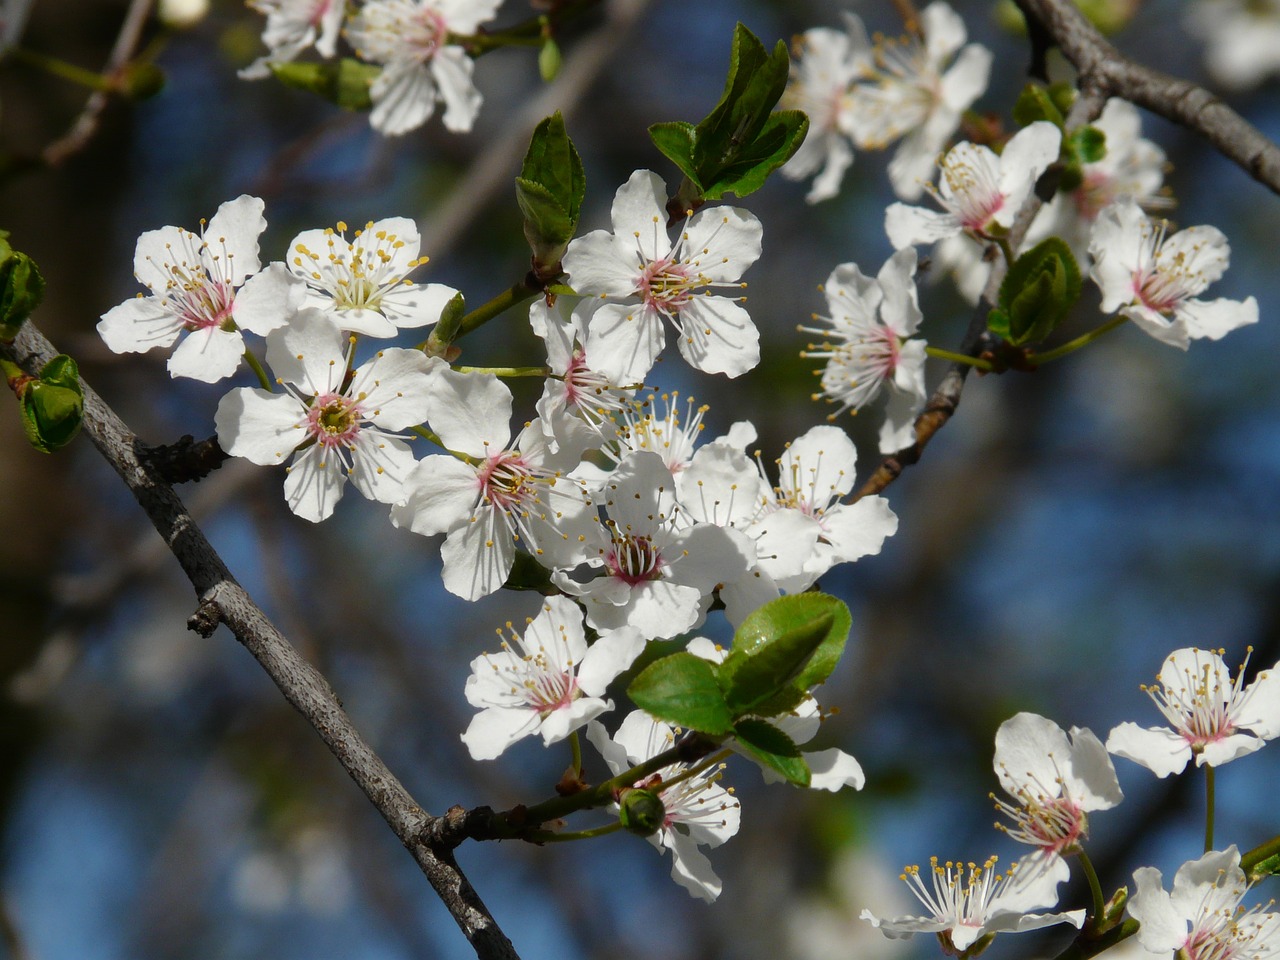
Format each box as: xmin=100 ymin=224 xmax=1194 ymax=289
xmin=1015 ymin=0 xmax=1280 ymax=195
xmin=0 ymin=321 xmax=522 ymax=960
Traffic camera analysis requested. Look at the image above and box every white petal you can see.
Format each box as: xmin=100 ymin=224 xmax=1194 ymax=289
xmin=674 ymin=297 xmax=760 ymax=378
xmin=203 ymin=194 xmax=266 ymax=285
xmin=234 ymin=262 xmax=305 ymax=335
xmin=577 ymin=627 xmax=645 ymax=696
xmin=215 ymin=388 xmax=305 ymax=464
xmin=265 ymin=310 xmax=347 ymax=394
xmin=390 ymin=456 xmax=480 ymax=536
xmin=97 ymin=297 xmax=182 ymax=354
xmin=349 ymin=347 xmax=436 ymax=430
xmin=440 ymin=507 xmax=514 ymax=600
xmin=885 ymin=202 xmax=960 ymax=249
xmin=461 ymin=707 xmax=541 ymax=761
xmin=803 ymin=748 xmax=866 ymax=791
xmin=1106 ymin=722 xmax=1192 ymax=777
xmin=1128 ymin=866 xmax=1186 ymax=954
xmin=422 ymin=366 xmax=513 ymax=457
xmin=610 ymin=170 xmax=672 ymax=262
xmin=582 ymin=301 xmax=665 ymax=383
xmin=347 ymin=431 xmax=419 ymax=504
xmin=370 ymin=60 xmax=436 ymax=136
xmin=167 ymin=327 xmax=245 ymax=382
xmin=1177 ymin=296 xmax=1258 ymax=342
xmin=283 ymin=444 xmax=347 ymax=522
xmin=431 ymin=47 xmax=482 ymax=133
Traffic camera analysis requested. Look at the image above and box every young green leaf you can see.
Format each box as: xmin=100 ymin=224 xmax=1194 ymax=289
xmin=627 ymin=652 xmax=734 ymax=736
xmin=732 ymin=593 xmax=852 ymax=694
xmin=994 ymin=236 xmax=1082 ymax=346
xmin=515 ymin=112 xmax=585 ymax=271
xmin=718 ymin=609 xmax=835 ymax=716
xmin=0 ymin=242 xmax=44 ymax=341
xmin=17 ymin=354 xmax=83 ymax=454
xmin=733 ymin=718 xmax=810 ymax=786
xmin=1013 ymin=84 xmax=1065 ymax=130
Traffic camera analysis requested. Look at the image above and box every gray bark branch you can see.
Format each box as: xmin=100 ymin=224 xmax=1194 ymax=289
xmin=1 ymin=322 xmax=521 ymax=960
xmin=1016 ymin=0 xmax=1280 ymax=195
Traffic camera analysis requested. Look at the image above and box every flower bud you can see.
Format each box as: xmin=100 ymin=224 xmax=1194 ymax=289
xmin=618 ymin=788 xmax=666 ymax=837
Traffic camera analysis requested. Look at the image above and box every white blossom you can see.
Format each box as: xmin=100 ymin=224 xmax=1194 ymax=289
xmin=562 ymin=170 xmax=763 ymax=381
xmin=800 ymin=248 xmax=929 ymax=454
xmin=460 ymin=596 xmax=643 ymax=760
xmin=1129 ymin=846 xmax=1280 ymax=960
xmin=214 ymin=310 xmax=435 ymax=521
xmin=587 ymin=711 xmax=741 ymax=902
xmin=993 ymin=712 xmax=1122 ymax=857
xmin=1106 ymin=647 xmax=1280 ymax=777
xmin=345 ymin=0 xmax=501 ymax=135
xmin=240 ymin=0 xmax=343 ymax=79
xmin=98 ymin=195 xmax=302 ymax=383
xmin=844 ymin=1 xmax=993 ymax=200
xmin=861 ymin=854 xmax=1084 ymax=951
xmin=1088 ymin=200 xmax=1258 ymax=350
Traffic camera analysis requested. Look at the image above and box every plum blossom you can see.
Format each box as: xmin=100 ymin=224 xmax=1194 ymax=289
xmin=800 ymin=248 xmax=929 ymax=454
xmin=562 ymin=170 xmax=763 ymax=381
xmin=528 ymin=299 xmax=634 ymax=462
xmin=1088 ymin=200 xmax=1259 ymax=350
xmin=214 ymin=310 xmax=435 ymax=521
xmin=843 ymin=1 xmax=992 ymax=200
xmin=98 ymin=195 xmax=302 ymax=383
xmin=390 ymin=366 xmax=594 ymax=601
xmin=240 ymin=0 xmax=344 ymax=79
xmin=779 ymin=17 xmax=870 ymax=203
xmin=1128 ymin=846 xmax=1280 ymax=960
xmin=885 ymin=121 xmax=1062 ymax=250
xmin=553 ymin=451 xmax=754 ymax=640
xmin=750 ymin=425 xmax=898 ymax=593
xmin=285 ymin=217 xmax=459 ymax=338
xmin=1106 ymin=647 xmax=1280 ymax=777
xmin=460 ymin=596 xmax=644 ymax=760
xmin=687 ymin=638 xmax=866 ymax=792
xmin=587 ymin=711 xmax=741 ymax=902
xmin=344 ymin=0 xmax=501 ymax=135
xmin=861 ymin=854 xmax=1084 ymax=951
xmin=992 ymin=713 xmax=1122 ymax=858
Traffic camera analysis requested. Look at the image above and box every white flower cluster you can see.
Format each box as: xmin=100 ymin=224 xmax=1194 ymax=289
xmin=861 ymin=645 xmax=1280 ymax=955
xmin=98 ymin=177 xmax=899 ymax=901
xmin=240 ymin=0 xmax=501 ymax=136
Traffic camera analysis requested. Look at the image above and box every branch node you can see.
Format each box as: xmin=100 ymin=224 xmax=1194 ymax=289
xmin=187 ymin=598 xmax=223 ymax=638
xmin=136 ymin=434 xmax=229 ymax=485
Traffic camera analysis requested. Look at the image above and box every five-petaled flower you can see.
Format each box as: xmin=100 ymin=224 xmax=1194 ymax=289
xmin=460 ymin=596 xmax=644 ymax=761
xmin=992 ymin=712 xmax=1123 ymax=858
xmin=98 ymin=195 xmax=302 ymax=383
xmin=1128 ymin=846 xmax=1280 ymax=960
xmin=1106 ymin=647 xmax=1280 ymax=777
xmin=861 ymin=853 xmax=1084 ymax=951
xmin=1088 ymin=199 xmax=1259 ymax=350
xmin=562 ymin=169 xmax=763 ymax=382
xmin=215 ymin=309 xmax=436 ymax=522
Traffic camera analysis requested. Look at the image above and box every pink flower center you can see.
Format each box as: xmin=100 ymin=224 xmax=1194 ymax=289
xmin=606 ymin=534 xmax=664 ymax=586
xmin=306 ymin=392 xmax=363 ymax=447
xmin=406 ymin=8 xmax=447 ymax=62
xmin=310 ymin=0 xmax=332 ymax=28
xmin=637 ymin=257 xmax=695 ymax=314
xmin=476 ymin=451 xmax=537 ymax=511
xmin=178 ymin=279 xmax=236 ymax=332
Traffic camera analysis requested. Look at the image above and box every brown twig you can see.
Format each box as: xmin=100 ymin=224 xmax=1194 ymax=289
xmin=0 ymin=321 xmax=522 ymax=960
xmin=1015 ymin=0 xmax=1280 ymax=195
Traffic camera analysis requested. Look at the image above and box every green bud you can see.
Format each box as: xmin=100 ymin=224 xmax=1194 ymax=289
xmin=1069 ymin=125 xmax=1107 ymax=165
xmin=618 ymin=788 xmax=666 ymax=837
xmin=538 ymin=38 xmax=561 ymax=82
xmin=17 ymin=355 xmax=83 ymax=453
xmin=0 ymin=250 xmax=45 ymax=340
xmin=1012 ymin=84 xmax=1065 ymax=130
xmin=269 ymin=59 xmax=378 ymax=111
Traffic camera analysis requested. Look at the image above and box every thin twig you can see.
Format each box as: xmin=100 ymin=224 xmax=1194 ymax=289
xmin=42 ymin=0 xmax=155 ymax=166
xmin=0 ymin=321 xmax=522 ymax=960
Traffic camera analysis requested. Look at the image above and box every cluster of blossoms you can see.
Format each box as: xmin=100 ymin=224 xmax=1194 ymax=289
xmin=241 ymin=0 xmax=502 ymax=135
xmin=860 ymin=645 xmax=1280 ymax=955
xmin=98 ymin=175 xmax=901 ymax=900
xmin=779 ymin=1 xmax=993 ymax=203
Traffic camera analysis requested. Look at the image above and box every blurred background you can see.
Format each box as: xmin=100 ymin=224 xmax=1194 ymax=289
xmin=2 ymin=0 xmax=1279 ymax=957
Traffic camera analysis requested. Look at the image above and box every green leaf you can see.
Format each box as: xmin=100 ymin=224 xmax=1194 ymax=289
xmin=719 ymin=608 xmax=835 ymax=716
xmin=996 ymin=236 xmax=1082 ymax=346
xmin=701 ymin=110 xmax=809 ymax=201
xmin=627 ymin=652 xmax=734 ymax=736
xmin=733 ymin=718 xmax=810 ymax=786
xmin=18 ymin=354 xmax=83 ymax=453
xmin=1068 ymin=125 xmax=1107 ymax=165
xmin=516 ymin=112 xmax=585 ymax=269
xmin=1047 ymin=82 xmax=1077 ymax=118
xmin=648 ymin=121 xmax=699 ymax=187
xmin=0 ymin=246 xmax=44 ymax=341
xmin=732 ymin=593 xmax=852 ymax=694
xmin=268 ymin=59 xmax=378 ymax=111
xmin=1012 ymin=84 xmax=1065 ymax=130
xmin=646 ymin=24 xmax=805 ymax=203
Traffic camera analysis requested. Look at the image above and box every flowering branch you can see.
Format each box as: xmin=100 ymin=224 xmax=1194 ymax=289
xmin=0 ymin=320 xmax=524 ymax=960
xmin=1015 ymin=0 xmax=1280 ymax=196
